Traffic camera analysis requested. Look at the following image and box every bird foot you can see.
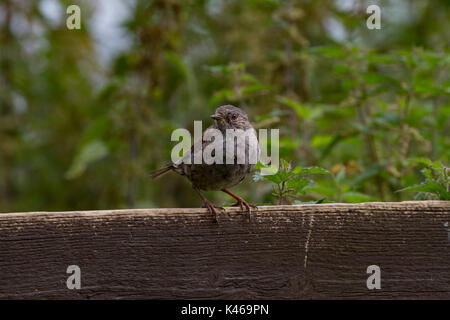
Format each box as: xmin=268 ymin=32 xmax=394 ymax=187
xmin=202 ymin=201 xmax=225 ymax=223
xmin=231 ymin=198 xmax=258 ymax=221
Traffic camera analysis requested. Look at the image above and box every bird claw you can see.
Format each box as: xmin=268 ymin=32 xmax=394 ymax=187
xmin=231 ymin=199 xmax=258 ymax=221
xmin=202 ymin=201 xmax=224 ymax=223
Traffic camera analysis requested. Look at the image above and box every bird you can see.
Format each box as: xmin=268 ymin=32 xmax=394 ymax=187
xmin=149 ymin=105 xmax=259 ymax=222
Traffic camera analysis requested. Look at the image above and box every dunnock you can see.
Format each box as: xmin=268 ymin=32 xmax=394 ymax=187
xmin=149 ymin=105 xmax=258 ymax=222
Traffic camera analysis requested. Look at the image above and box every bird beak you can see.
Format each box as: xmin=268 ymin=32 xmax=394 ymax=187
xmin=211 ymin=114 xmax=223 ymax=121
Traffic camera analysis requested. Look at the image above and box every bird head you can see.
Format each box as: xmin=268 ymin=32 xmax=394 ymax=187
xmin=211 ymin=105 xmax=251 ymax=131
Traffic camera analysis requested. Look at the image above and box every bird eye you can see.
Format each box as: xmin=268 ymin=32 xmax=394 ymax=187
xmin=231 ymin=114 xmax=237 ymax=120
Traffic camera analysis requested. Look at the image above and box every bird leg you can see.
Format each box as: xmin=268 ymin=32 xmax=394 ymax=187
xmin=193 ymin=187 xmax=224 ymax=223
xmin=221 ymin=189 xmax=257 ymax=219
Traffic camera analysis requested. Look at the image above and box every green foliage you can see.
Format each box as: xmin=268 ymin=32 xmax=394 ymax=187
xmin=306 ymin=167 xmax=377 ymax=203
xmin=207 ymin=62 xmax=272 ymax=107
xmin=0 ymin=0 xmax=449 ymax=212
xmin=398 ymin=159 xmax=450 ymax=200
xmin=254 ymin=160 xmax=330 ymax=204
xmin=66 ymin=140 xmax=109 ymax=179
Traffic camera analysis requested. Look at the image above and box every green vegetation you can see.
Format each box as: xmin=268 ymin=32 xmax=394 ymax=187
xmin=0 ymin=0 xmax=448 ymax=212
xmin=398 ymin=158 xmax=450 ymax=200
xmin=254 ymin=160 xmax=331 ymax=204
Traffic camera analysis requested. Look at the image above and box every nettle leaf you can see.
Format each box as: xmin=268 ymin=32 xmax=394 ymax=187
xmin=285 ymin=177 xmax=310 ymax=194
xmin=397 ymin=180 xmax=445 ymax=195
xmin=294 ymin=166 xmax=331 ymax=175
xmin=263 ymin=170 xmax=294 ymax=184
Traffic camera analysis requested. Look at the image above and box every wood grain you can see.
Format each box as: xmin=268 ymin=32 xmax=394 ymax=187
xmin=0 ymin=201 xmax=449 ymax=299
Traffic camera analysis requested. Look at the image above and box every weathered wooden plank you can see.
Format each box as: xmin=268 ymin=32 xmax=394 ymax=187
xmin=0 ymin=201 xmax=449 ymax=299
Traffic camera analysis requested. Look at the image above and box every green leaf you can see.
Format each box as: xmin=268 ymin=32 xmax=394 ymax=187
xmin=311 ymin=134 xmax=334 ymax=148
xmin=421 ymin=168 xmax=433 ymax=180
xmin=276 ymin=96 xmax=310 ymax=119
xmin=66 ymin=140 xmax=109 ymax=179
xmin=254 ymin=161 xmax=266 ymax=170
xmin=407 ymin=157 xmax=434 ymax=166
xmin=397 ymin=180 xmax=445 ymax=195
xmin=263 ymin=170 xmax=294 ymax=184
xmin=241 ymin=73 xmax=259 ymax=83
xmin=80 ymin=117 xmax=111 ymax=145
xmin=431 ymin=161 xmax=444 ymax=170
xmin=241 ymin=84 xmax=272 ymax=95
xmin=362 ymin=72 xmax=389 ymax=85
xmin=310 ymin=46 xmax=347 ymax=59
xmin=335 ymin=167 xmax=346 ymax=184
xmin=281 ymin=159 xmax=290 ymax=170
xmin=285 ymin=177 xmax=310 ymax=194
xmin=333 ymin=64 xmax=353 ymax=75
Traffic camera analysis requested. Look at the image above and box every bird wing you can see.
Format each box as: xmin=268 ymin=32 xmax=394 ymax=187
xmin=174 ymin=125 xmax=215 ymax=167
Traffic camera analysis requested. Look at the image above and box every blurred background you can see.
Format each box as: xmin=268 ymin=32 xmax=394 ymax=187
xmin=0 ymin=0 xmax=448 ymax=212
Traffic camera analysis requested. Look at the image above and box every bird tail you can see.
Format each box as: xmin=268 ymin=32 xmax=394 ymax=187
xmin=149 ymin=163 xmax=174 ymax=179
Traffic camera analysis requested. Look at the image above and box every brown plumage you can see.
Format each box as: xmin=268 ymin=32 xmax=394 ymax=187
xmin=149 ymin=105 xmax=258 ymax=222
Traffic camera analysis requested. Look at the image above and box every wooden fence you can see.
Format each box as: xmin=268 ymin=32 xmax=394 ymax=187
xmin=0 ymin=201 xmax=449 ymax=299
